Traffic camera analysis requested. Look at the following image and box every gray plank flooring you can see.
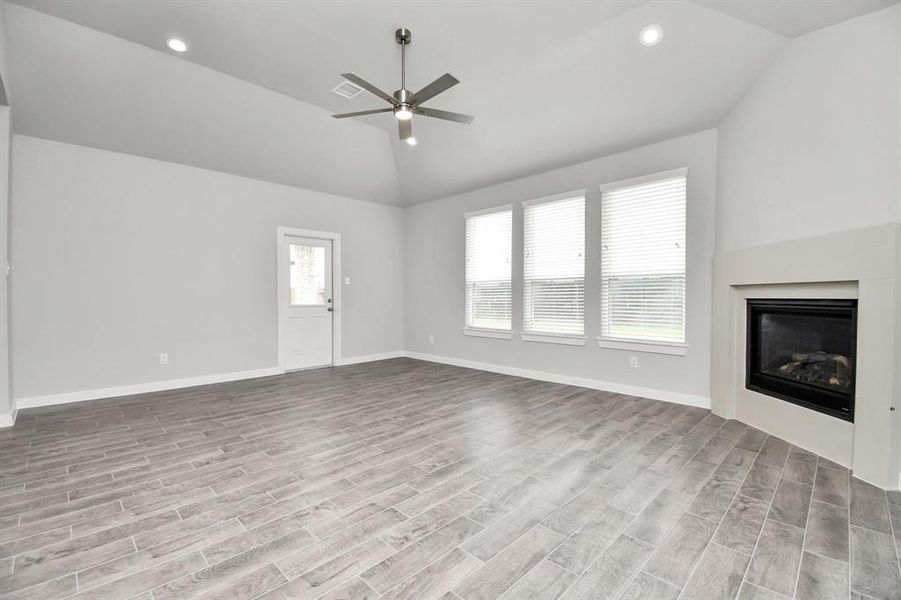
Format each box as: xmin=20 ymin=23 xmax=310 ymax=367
xmin=0 ymin=357 xmax=899 ymax=599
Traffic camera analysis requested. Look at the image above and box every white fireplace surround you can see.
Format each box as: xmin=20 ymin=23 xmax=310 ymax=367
xmin=712 ymin=224 xmax=901 ymax=490
xmin=732 ymin=283 xmax=858 ymax=461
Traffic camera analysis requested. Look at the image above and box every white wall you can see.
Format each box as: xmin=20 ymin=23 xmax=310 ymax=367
xmin=716 ymin=4 xmax=901 ymax=252
xmin=11 ymin=135 xmax=405 ymax=401
xmin=404 ymin=130 xmax=717 ymax=405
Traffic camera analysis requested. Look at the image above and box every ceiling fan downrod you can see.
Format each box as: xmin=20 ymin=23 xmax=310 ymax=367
xmin=394 ymin=28 xmax=413 ymax=115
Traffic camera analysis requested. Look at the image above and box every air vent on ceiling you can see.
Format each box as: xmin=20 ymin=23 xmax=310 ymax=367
xmin=332 ymin=80 xmax=364 ymax=99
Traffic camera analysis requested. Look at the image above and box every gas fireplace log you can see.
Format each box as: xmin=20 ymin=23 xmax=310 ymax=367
xmin=792 ymin=352 xmax=828 ymax=363
xmin=835 ymin=360 xmax=850 ymax=380
xmin=779 ymin=361 xmax=803 ymax=375
xmin=789 ymin=352 xmax=849 ymax=365
xmin=774 ymin=352 xmax=852 ymax=390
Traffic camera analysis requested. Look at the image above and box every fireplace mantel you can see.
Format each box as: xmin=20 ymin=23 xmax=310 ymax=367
xmin=711 ymin=224 xmax=901 ymax=490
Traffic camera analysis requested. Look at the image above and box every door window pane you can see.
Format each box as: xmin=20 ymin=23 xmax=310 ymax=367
xmin=289 ymin=244 xmax=326 ymax=306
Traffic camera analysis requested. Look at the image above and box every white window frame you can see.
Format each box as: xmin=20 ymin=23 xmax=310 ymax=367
xmin=596 ymin=168 xmax=688 ymax=356
xmin=520 ymin=191 xmax=586 ymax=344
xmin=463 ymin=205 xmax=513 ymax=339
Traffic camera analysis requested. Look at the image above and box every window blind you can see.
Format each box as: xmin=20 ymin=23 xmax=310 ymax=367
xmin=465 ymin=208 xmax=512 ymax=330
xmin=523 ymin=195 xmax=585 ymax=335
xmin=600 ymin=172 xmax=686 ymax=344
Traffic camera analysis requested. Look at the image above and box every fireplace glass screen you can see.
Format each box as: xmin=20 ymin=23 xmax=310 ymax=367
xmin=746 ymin=299 xmax=856 ymax=422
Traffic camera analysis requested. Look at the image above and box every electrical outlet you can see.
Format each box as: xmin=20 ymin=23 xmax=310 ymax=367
xmin=159 ymin=353 xmax=169 ymax=365
xmin=428 ymin=335 xmax=435 ymax=344
xmin=629 ymin=355 xmax=639 ymax=368
xmin=345 ymin=276 xmax=351 ymax=285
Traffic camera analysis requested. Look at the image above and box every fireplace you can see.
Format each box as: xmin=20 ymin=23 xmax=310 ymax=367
xmin=746 ymin=299 xmax=856 ymax=422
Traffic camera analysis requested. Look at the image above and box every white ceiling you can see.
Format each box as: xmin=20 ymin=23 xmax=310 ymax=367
xmin=695 ymin=0 xmax=897 ymax=38
xmin=4 ymin=3 xmax=403 ymax=205
xmin=5 ymin=0 xmax=897 ymax=205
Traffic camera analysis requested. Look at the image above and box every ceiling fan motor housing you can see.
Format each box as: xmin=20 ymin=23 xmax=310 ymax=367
xmin=393 ymin=88 xmax=413 ymax=104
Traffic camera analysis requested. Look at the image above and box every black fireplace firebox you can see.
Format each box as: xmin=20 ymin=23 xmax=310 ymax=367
xmin=746 ymin=299 xmax=856 ymax=422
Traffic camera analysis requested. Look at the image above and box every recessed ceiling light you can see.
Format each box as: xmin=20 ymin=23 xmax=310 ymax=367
xmin=406 ymin=137 xmax=417 ymax=146
xmin=166 ymin=38 xmax=188 ymax=53
xmin=639 ymin=24 xmax=663 ymax=47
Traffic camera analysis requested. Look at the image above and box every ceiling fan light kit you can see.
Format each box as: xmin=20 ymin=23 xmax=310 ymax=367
xmin=332 ymin=27 xmax=474 ymax=145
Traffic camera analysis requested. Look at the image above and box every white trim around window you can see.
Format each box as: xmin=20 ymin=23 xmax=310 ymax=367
xmin=596 ymin=336 xmax=688 ymax=355
xmin=463 ymin=204 xmax=513 ymax=218
xmin=521 ymin=332 xmax=586 ymax=346
xmin=521 ymin=190 xmax=584 ymax=207
xmin=463 ymin=327 xmax=514 ymax=340
xmin=598 ymin=167 xmax=688 ymax=192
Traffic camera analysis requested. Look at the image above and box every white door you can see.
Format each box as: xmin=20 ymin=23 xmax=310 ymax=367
xmin=283 ymin=236 xmax=333 ymax=370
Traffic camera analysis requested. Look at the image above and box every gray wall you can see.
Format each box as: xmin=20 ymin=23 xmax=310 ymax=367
xmin=11 ymin=135 xmax=405 ymax=400
xmin=404 ymin=130 xmax=717 ymax=404
xmin=716 ymin=4 xmax=901 ymax=253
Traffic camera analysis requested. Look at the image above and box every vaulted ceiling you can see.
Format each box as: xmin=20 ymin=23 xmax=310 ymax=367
xmin=6 ymin=0 xmax=897 ymax=205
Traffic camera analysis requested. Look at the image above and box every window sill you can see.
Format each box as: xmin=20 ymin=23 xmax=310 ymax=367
xmin=595 ymin=337 xmax=688 ymax=356
xmin=521 ymin=332 xmax=586 ymax=346
xmin=463 ymin=327 xmax=513 ymax=340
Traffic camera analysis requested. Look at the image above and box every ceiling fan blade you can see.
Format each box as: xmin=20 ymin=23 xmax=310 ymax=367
xmin=398 ymin=118 xmax=413 ymax=141
xmin=332 ymin=108 xmax=393 ymax=119
xmin=413 ymin=106 xmax=475 ymax=125
xmin=412 ymin=73 xmax=459 ymax=105
xmin=341 ymin=73 xmax=397 ymax=105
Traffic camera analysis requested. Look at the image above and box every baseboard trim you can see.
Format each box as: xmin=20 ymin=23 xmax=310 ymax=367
xmin=14 ymin=351 xmax=409 ymax=412
xmin=0 ymin=406 xmax=17 ymax=427
xmin=11 ymin=349 xmax=709 ymax=415
xmin=405 ymin=351 xmax=711 ymax=409
xmin=335 ymin=351 xmax=406 ymax=366
xmin=15 ymin=367 xmax=286 ymax=410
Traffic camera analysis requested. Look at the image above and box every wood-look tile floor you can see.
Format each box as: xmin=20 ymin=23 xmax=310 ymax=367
xmin=1 ymin=358 xmax=899 ymax=600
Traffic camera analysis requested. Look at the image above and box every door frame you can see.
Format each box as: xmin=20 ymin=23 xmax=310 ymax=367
xmin=276 ymin=226 xmax=342 ymax=371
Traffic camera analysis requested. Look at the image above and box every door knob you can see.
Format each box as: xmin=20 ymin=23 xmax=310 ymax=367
xmin=327 ymin=307 xmax=334 ymax=312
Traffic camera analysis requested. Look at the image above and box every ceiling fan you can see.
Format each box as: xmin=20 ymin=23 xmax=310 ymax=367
xmin=332 ymin=28 xmax=474 ymax=146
